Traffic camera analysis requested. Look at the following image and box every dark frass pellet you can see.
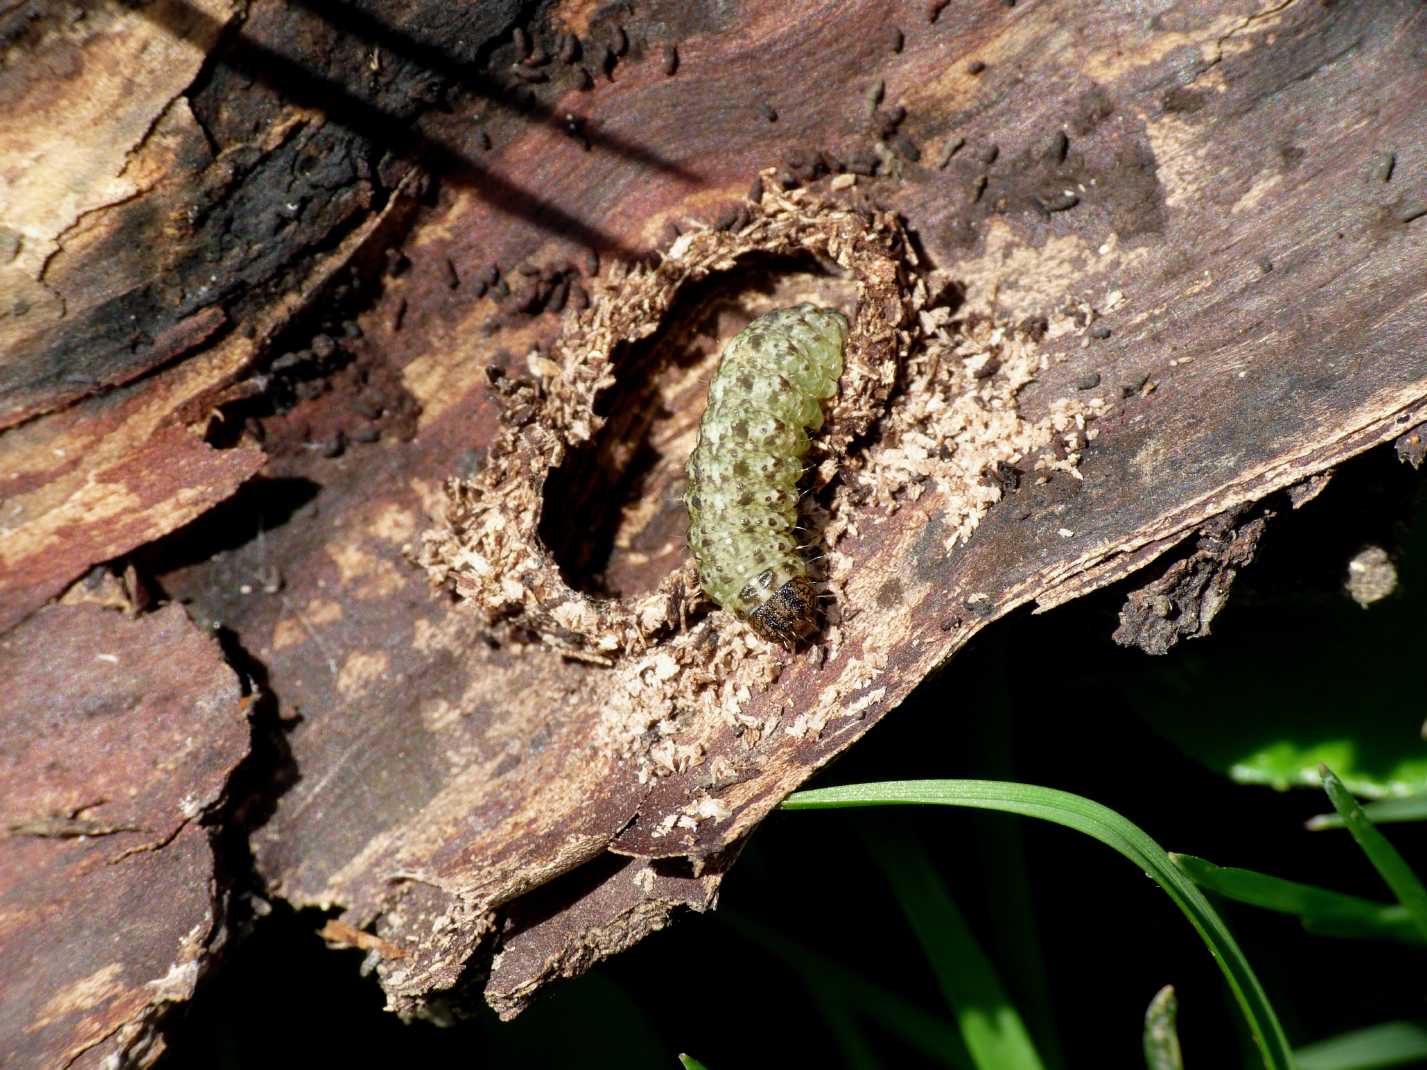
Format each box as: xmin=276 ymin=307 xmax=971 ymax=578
xmin=877 ymin=105 xmax=908 ymax=136
xmin=890 ymin=134 xmax=921 ymax=162
xmin=1039 ymin=188 xmax=1080 ymax=212
xmin=547 ymin=278 xmax=569 ymax=313
xmin=713 ymin=204 xmax=742 ymax=231
xmin=937 ymin=136 xmax=966 ymax=167
xmin=866 ymin=79 xmax=885 ymax=115
xmin=271 ymin=350 xmax=308 ymax=373
xmin=352 ymin=393 xmax=384 ymax=419
xmin=846 ymin=151 xmax=878 ymax=176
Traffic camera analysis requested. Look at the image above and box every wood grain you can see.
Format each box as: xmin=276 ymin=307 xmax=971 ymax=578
xmin=1 ymin=0 xmax=1423 ymax=1031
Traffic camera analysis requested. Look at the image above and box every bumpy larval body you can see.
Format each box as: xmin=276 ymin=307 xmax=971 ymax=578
xmin=685 ymin=304 xmax=849 ymax=644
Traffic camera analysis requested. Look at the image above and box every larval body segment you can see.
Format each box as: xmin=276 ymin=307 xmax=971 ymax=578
xmin=685 ymin=303 xmax=849 ymax=644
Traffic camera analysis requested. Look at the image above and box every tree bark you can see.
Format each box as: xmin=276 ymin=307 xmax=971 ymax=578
xmin=2 ymin=0 xmax=1425 ymax=1061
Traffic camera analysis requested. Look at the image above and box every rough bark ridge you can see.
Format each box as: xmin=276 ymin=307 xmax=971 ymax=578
xmin=1 ymin=0 xmax=1425 ymax=1060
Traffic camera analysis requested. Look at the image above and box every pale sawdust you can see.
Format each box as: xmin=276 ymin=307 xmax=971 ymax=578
xmin=416 ymin=173 xmax=908 ymax=662
xmin=416 ymin=169 xmax=1108 ymax=786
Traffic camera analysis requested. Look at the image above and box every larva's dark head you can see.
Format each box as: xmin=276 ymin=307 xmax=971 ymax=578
xmin=746 ymin=576 xmax=820 ymax=648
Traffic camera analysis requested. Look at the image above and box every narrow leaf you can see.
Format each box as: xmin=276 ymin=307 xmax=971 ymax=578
xmin=805 ymin=980 xmax=884 ymax=1070
xmin=863 ymin=827 xmax=1045 ymax=1070
xmin=1294 ymin=1021 xmax=1427 ymax=1070
xmin=1143 ymin=985 xmax=1183 ymax=1070
xmin=1319 ymin=765 xmax=1427 ymax=941
xmin=1307 ymin=793 xmax=1427 ymax=831
xmin=721 ymin=912 xmax=972 ymax=1068
xmin=781 ymin=780 xmax=1295 ymax=1070
xmin=1173 ymin=854 xmax=1423 ymax=945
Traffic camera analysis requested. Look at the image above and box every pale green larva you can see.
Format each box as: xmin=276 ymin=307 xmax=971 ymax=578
xmin=685 ymin=304 xmax=849 ymax=645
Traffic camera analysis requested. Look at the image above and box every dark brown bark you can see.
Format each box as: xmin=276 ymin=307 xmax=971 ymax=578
xmin=2 ymin=0 xmax=1425 ymax=1054
xmin=0 ymin=604 xmax=249 ymax=1068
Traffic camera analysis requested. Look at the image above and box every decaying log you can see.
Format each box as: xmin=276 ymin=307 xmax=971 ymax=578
xmin=0 ymin=604 xmax=249 ymax=1068
xmin=1 ymin=0 xmax=1425 ymax=1046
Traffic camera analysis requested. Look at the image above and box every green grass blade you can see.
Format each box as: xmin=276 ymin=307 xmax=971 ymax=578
xmin=678 ymin=1056 xmax=711 ymax=1070
xmin=720 ymin=912 xmax=972 ymax=1068
xmin=862 ymin=827 xmax=1045 ymax=1070
xmin=1307 ymin=792 xmax=1427 ymax=831
xmin=1299 ymin=908 xmax=1421 ymax=942
xmin=805 ymin=980 xmax=884 ymax=1070
xmin=1173 ymin=854 xmax=1424 ymax=945
xmin=781 ymin=780 xmax=1295 ymax=1070
xmin=1319 ymin=765 xmax=1427 ymax=941
xmin=1294 ymin=1021 xmax=1427 ymax=1070
xmin=962 ymin=653 xmax=1066 ymax=1070
xmin=1143 ymin=985 xmax=1183 ymax=1070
